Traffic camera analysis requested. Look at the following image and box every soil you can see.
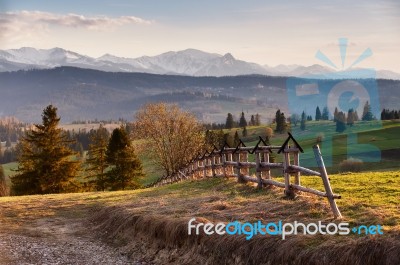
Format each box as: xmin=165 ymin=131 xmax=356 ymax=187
xmin=0 ymin=200 xmax=150 ymax=265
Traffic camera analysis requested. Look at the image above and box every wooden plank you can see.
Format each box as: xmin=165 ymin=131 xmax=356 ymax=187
xmin=262 ymin=178 xmax=286 ymax=188
xmin=284 ymin=148 xmax=301 ymax=153
xmin=260 ymin=162 xmax=283 ymax=168
xmin=288 ymin=165 xmax=321 ymax=176
xmin=238 ymin=162 xmax=257 ymax=167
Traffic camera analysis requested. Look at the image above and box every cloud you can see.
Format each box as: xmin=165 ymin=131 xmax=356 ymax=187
xmin=0 ymin=10 xmax=153 ymax=46
xmin=0 ymin=10 xmax=152 ymax=32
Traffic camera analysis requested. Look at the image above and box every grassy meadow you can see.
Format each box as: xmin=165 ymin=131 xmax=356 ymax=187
xmin=1 ymin=120 xmax=399 ymax=264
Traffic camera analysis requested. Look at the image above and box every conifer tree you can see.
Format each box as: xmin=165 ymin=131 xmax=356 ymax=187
xmin=255 ymin=113 xmax=261 ymax=126
xmin=86 ymin=125 xmax=110 ymax=191
xmin=322 ymin=107 xmax=329 ymax=120
xmin=11 ymin=105 xmax=79 ymax=195
xmin=336 ymin=111 xmax=346 ymax=132
xmin=362 ymin=101 xmax=374 ymax=121
xmin=315 ymin=106 xmax=322 ymax=121
xmin=275 ymin=110 xmax=287 ymax=133
xmin=0 ymin=165 xmax=7 ymax=196
xmin=250 ymin=115 xmax=255 ymax=126
xmin=334 ymin=107 xmax=339 ymax=122
xmin=106 ymin=127 xmax=143 ymax=190
xmin=239 ymin=111 xmax=247 ymax=127
xmin=300 ymin=111 xmax=306 ymax=131
xmin=347 ymin=109 xmax=355 ymax=126
xmin=225 ymin=113 xmax=234 ymax=129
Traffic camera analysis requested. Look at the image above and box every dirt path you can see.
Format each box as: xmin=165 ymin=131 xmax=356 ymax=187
xmin=0 ymin=196 xmax=152 ymax=265
xmin=0 ymin=215 xmax=145 ymax=265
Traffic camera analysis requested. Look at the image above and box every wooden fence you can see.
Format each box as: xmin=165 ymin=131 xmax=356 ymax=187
xmin=147 ymin=133 xmax=342 ymax=219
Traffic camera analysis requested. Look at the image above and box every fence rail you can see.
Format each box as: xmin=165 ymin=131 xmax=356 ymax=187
xmin=146 ymin=133 xmax=342 ymax=219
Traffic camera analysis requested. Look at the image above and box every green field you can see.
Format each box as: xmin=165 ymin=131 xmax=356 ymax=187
xmin=225 ymin=120 xmax=400 ymax=173
xmin=2 ymin=120 xmax=399 ymax=188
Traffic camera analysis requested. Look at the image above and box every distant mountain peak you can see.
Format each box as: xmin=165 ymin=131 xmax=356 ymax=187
xmin=0 ymin=47 xmax=399 ymax=79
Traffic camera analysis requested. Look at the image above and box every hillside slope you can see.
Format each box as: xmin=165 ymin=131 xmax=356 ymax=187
xmin=0 ymin=173 xmax=399 ymax=264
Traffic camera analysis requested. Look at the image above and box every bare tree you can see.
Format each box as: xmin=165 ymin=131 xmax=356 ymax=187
xmin=134 ymin=103 xmax=204 ymax=176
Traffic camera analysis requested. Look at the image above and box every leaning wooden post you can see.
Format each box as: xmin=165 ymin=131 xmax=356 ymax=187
xmin=313 ymin=145 xmax=342 ymax=219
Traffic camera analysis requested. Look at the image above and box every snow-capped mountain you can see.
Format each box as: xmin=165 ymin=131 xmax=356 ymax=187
xmin=0 ymin=47 xmax=399 ymax=79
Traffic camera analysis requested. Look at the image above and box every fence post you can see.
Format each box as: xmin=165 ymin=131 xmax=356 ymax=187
xmin=228 ymin=152 xmax=233 ymax=176
xmin=234 ymin=152 xmax=242 ymax=182
xmin=211 ymin=155 xmax=216 ymax=177
xmin=255 ymin=151 xmax=263 ymax=189
xmin=222 ymin=152 xmax=227 ymax=178
xmin=293 ymin=151 xmax=300 ymax=186
xmin=203 ymin=158 xmax=207 ymax=178
xmin=283 ymin=150 xmax=294 ymax=197
xmin=313 ymin=145 xmax=342 ymax=219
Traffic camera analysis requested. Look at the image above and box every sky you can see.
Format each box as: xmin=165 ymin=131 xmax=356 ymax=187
xmin=0 ymin=0 xmax=399 ymax=72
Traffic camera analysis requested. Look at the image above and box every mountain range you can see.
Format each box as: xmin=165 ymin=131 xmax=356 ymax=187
xmin=1 ymin=47 xmax=400 ymax=79
xmin=0 ymin=66 xmax=399 ymax=123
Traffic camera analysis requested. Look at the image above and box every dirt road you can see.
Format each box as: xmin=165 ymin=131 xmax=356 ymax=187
xmin=0 ymin=216 xmax=142 ymax=265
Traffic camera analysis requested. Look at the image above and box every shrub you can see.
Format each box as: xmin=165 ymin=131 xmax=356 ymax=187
xmin=339 ymin=158 xmax=363 ymax=172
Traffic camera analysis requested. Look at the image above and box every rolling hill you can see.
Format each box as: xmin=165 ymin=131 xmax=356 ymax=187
xmin=0 ymin=67 xmax=399 ymax=123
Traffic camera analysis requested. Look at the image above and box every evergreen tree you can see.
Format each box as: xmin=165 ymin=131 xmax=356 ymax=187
xmin=275 ymin=109 xmax=287 ymax=133
xmin=347 ymin=109 xmax=355 ymax=126
xmin=0 ymin=165 xmax=7 ymax=196
xmin=86 ymin=125 xmax=110 ymax=191
xmin=239 ymin=112 xmax=247 ymax=127
xmin=11 ymin=105 xmax=79 ymax=195
xmin=255 ymin=113 xmax=261 ymax=126
xmin=276 ymin=111 xmax=287 ymax=134
xmin=334 ymin=107 xmax=339 ymax=122
xmin=362 ymin=101 xmax=374 ymax=121
xmin=300 ymin=111 xmax=306 ymax=131
xmin=307 ymin=115 xmax=312 ymax=121
xmin=315 ymin=106 xmax=322 ymax=121
xmin=275 ymin=109 xmax=281 ymax=131
xmin=335 ymin=111 xmax=346 ymax=132
xmin=250 ymin=115 xmax=255 ymax=126
xmin=106 ymin=127 xmax=143 ymax=190
xmin=322 ymin=107 xmax=329 ymax=120
xmin=225 ymin=113 xmax=234 ymax=129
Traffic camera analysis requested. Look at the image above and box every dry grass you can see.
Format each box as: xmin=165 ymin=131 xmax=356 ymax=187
xmin=0 ymin=172 xmax=399 ymax=264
